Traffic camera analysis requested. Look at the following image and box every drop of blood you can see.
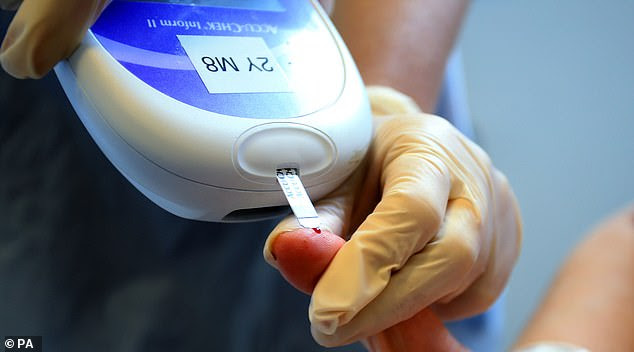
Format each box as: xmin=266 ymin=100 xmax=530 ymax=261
xmin=312 ymin=228 xmax=321 ymax=234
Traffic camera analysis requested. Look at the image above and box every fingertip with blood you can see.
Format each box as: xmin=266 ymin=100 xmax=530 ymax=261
xmin=270 ymin=228 xmax=345 ymax=294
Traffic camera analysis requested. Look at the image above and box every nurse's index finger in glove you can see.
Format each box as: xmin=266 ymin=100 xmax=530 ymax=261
xmin=0 ymin=0 xmax=111 ymax=78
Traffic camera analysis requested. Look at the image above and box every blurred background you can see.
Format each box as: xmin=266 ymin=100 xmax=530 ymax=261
xmin=460 ymin=0 xmax=634 ymax=348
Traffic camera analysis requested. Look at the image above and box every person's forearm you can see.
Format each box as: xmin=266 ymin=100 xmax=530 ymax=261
xmin=514 ymin=206 xmax=634 ymax=351
xmin=330 ymin=0 xmax=469 ymax=112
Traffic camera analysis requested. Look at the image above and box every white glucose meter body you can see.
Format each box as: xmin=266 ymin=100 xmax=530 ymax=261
xmin=55 ymin=0 xmax=372 ymax=222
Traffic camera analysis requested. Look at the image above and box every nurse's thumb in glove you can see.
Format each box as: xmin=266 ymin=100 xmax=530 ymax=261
xmin=0 ymin=0 xmax=110 ymax=78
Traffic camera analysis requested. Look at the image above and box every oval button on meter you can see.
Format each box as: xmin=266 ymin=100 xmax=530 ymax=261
xmin=235 ymin=124 xmax=336 ymax=184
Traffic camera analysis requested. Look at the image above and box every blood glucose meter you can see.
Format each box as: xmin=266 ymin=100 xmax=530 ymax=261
xmin=54 ymin=0 xmax=372 ymax=222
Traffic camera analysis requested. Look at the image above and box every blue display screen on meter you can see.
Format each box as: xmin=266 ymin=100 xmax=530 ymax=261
xmin=92 ymin=0 xmax=344 ymax=118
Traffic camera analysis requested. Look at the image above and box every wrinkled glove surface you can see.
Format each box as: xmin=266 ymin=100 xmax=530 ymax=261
xmin=0 ymin=0 xmax=110 ymax=78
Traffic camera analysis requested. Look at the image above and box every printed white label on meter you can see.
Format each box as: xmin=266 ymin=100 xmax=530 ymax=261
xmin=177 ymin=35 xmax=291 ymax=94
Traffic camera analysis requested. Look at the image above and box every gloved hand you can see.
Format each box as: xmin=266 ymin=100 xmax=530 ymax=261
xmin=264 ymin=86 xmax=522 ymax=347
xmin=0 ymin=0 xmax=111 ymax=78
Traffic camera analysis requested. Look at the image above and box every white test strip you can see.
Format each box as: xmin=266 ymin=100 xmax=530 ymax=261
xmin=275 ymin=168 xmax=321 ymax=229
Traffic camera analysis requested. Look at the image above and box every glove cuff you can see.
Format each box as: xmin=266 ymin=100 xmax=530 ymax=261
xmin=365 ymin=86 xmax=422 ymax=116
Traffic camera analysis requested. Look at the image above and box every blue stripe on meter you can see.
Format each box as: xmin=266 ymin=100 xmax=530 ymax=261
xmin=123 ymin=0 xmax=285 ymax=12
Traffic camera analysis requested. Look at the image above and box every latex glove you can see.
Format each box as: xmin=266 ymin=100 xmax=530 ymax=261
xmin=271 ymin=228 xmax=467 ymax=352
xmin=264 ymin=86 xmax=522 ymax=346
xmin=0 ymin=0 xmax=111 ymax=78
